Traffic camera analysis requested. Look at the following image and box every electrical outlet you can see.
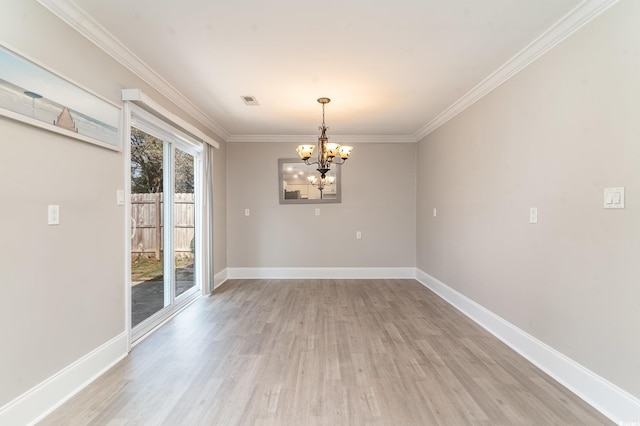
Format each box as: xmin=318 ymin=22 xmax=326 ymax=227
xmin=48 ymin=205 xmax=60 ymax=225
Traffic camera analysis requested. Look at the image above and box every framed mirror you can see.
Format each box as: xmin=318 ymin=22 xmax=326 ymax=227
xmin=279 ymin=158 xmax=341 ymax=204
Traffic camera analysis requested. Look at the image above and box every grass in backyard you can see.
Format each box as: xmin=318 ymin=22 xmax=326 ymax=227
xmin=132 ymin=257 xmax=163 ymax=282
xmin=131 ymin=256 xmax=193 ymax=282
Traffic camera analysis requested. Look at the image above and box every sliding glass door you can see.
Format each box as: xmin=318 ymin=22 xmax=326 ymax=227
xmin=130 ymin=128 xmax=168 ymax=327
xmin=174 ymin=147 xmax=196 ymax=298
xmin=129 ymin=108 xmax=201 ymax=340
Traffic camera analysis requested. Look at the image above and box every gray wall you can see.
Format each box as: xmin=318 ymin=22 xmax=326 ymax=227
xmin=416 ymin=0 xmax=640 ymax=399
xmin=227 ymin=142 xmax=416 ymax=268
xmin=0 ymin=0 xmax=227 ymax=406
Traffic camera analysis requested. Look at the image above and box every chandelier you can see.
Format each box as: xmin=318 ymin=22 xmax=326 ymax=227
xmin=307 ymin=174 xmax=336 ymax=192
xmin=296 ymin=98 xmax=353 ymax=188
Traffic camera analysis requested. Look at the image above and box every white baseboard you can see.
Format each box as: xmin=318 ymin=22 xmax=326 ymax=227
xmin=6 ymin=270 xmax=638 ymax=425
xmin=213 ymin=268 xmax=228 ymax=289
xmin=0 ymin=331 xmax=128 ymax=426
xmin=415 ymin=268 xmax=640 ymax=424
xmin=227 ymin=267 xmax=416 ymax=280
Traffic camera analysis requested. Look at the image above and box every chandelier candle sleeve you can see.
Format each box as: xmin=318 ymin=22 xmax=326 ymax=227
xmin=296 ymin=97 xmax=353 ymax=187
xmin=325 ymin=142 xmax=340 ymax=159
xmin=296 ymin=145 xmax=314 ymax=160
xmin=339 ymin=145 xmax=353 ymax=159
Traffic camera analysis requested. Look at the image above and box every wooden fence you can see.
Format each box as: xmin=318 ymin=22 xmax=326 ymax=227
xmin=131 ymin=193 xmax=194 ymax=259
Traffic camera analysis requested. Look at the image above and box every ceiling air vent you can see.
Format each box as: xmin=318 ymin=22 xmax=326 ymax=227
xmin=241 ymin=96 xmax=259 ymax=106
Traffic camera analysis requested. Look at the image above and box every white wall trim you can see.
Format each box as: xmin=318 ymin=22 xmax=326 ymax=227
xmin=6 ymin=269 xmax=638 ymax=424
xmin=123 ymin=101 xmax=133 ymax=352
xmin=226 ymin=134 xmax=417 ymax=144
xmin=123 ymin=89 xmax=220 ymax=149
xmin=36 ymin=0 xmax=621 ymax=145
xmin=35 ymin=0 xmax=229 ymax=140
xmin=0 ymin=332 xmax=128 ymax=426
xmin=415 ymin=268 xmax=640 ymax=424
xmin=227 ymin=267 xmax=416 ymax=279
xmin=213 ymin=268 xmax=228 ymax=289
xmin=413 ymin=0 xmax=621 ymax=141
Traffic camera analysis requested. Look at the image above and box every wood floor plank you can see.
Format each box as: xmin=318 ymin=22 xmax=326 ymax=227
xmin=40 ymin=279 xmax=612 ymax=425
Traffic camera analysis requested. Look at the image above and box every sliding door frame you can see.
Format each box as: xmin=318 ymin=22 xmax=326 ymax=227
xmin=125 ymin=103 xmax=203 ymax=347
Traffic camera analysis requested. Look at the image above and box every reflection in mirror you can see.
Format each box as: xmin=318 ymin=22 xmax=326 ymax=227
xmin=279 ymin=158 xmax=341 ymax=204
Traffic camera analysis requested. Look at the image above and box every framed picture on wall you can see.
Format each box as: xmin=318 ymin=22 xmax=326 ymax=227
xmin=0 ymin=43 xmax=122 ymax=151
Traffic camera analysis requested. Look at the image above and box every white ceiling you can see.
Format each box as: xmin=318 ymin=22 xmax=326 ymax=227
xmin=48 ymin=0 xmax=600 ymax=141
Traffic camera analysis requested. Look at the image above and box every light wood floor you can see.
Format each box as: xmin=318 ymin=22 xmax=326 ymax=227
xmin=41 ymin=279 xmax=612 ymax=425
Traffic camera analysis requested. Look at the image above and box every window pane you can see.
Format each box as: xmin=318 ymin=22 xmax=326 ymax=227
xmin=174 ymin=148 xmax=195 ymax=298
xmin=130 ymin=128 xmax=167 ymax=327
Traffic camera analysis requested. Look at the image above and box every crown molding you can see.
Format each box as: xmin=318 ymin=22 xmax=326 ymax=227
xmin=413 ymin=0 xmax=621 ymax=141
xmin=37 ymin=0 xmax=620 ymax=144
xmin=226 ymin=134 xmax=417 ymax=143
xmin=36 ymin=0 xmax=230 ymax=140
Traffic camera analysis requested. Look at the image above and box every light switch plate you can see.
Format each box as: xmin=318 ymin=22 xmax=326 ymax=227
xmin=529 ymin=207 xmax=538 ymax=224
xmin=604 ymin=187 xmax=625 ymax=209
xmin=116 ymin=189 xmax=125 ymax=206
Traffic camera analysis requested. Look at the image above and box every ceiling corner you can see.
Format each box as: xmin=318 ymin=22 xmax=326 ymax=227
xmin=413 ymin=0 xmax=621 ymax=141
xmin=35 ymin=0 xmax=230 ymax=140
